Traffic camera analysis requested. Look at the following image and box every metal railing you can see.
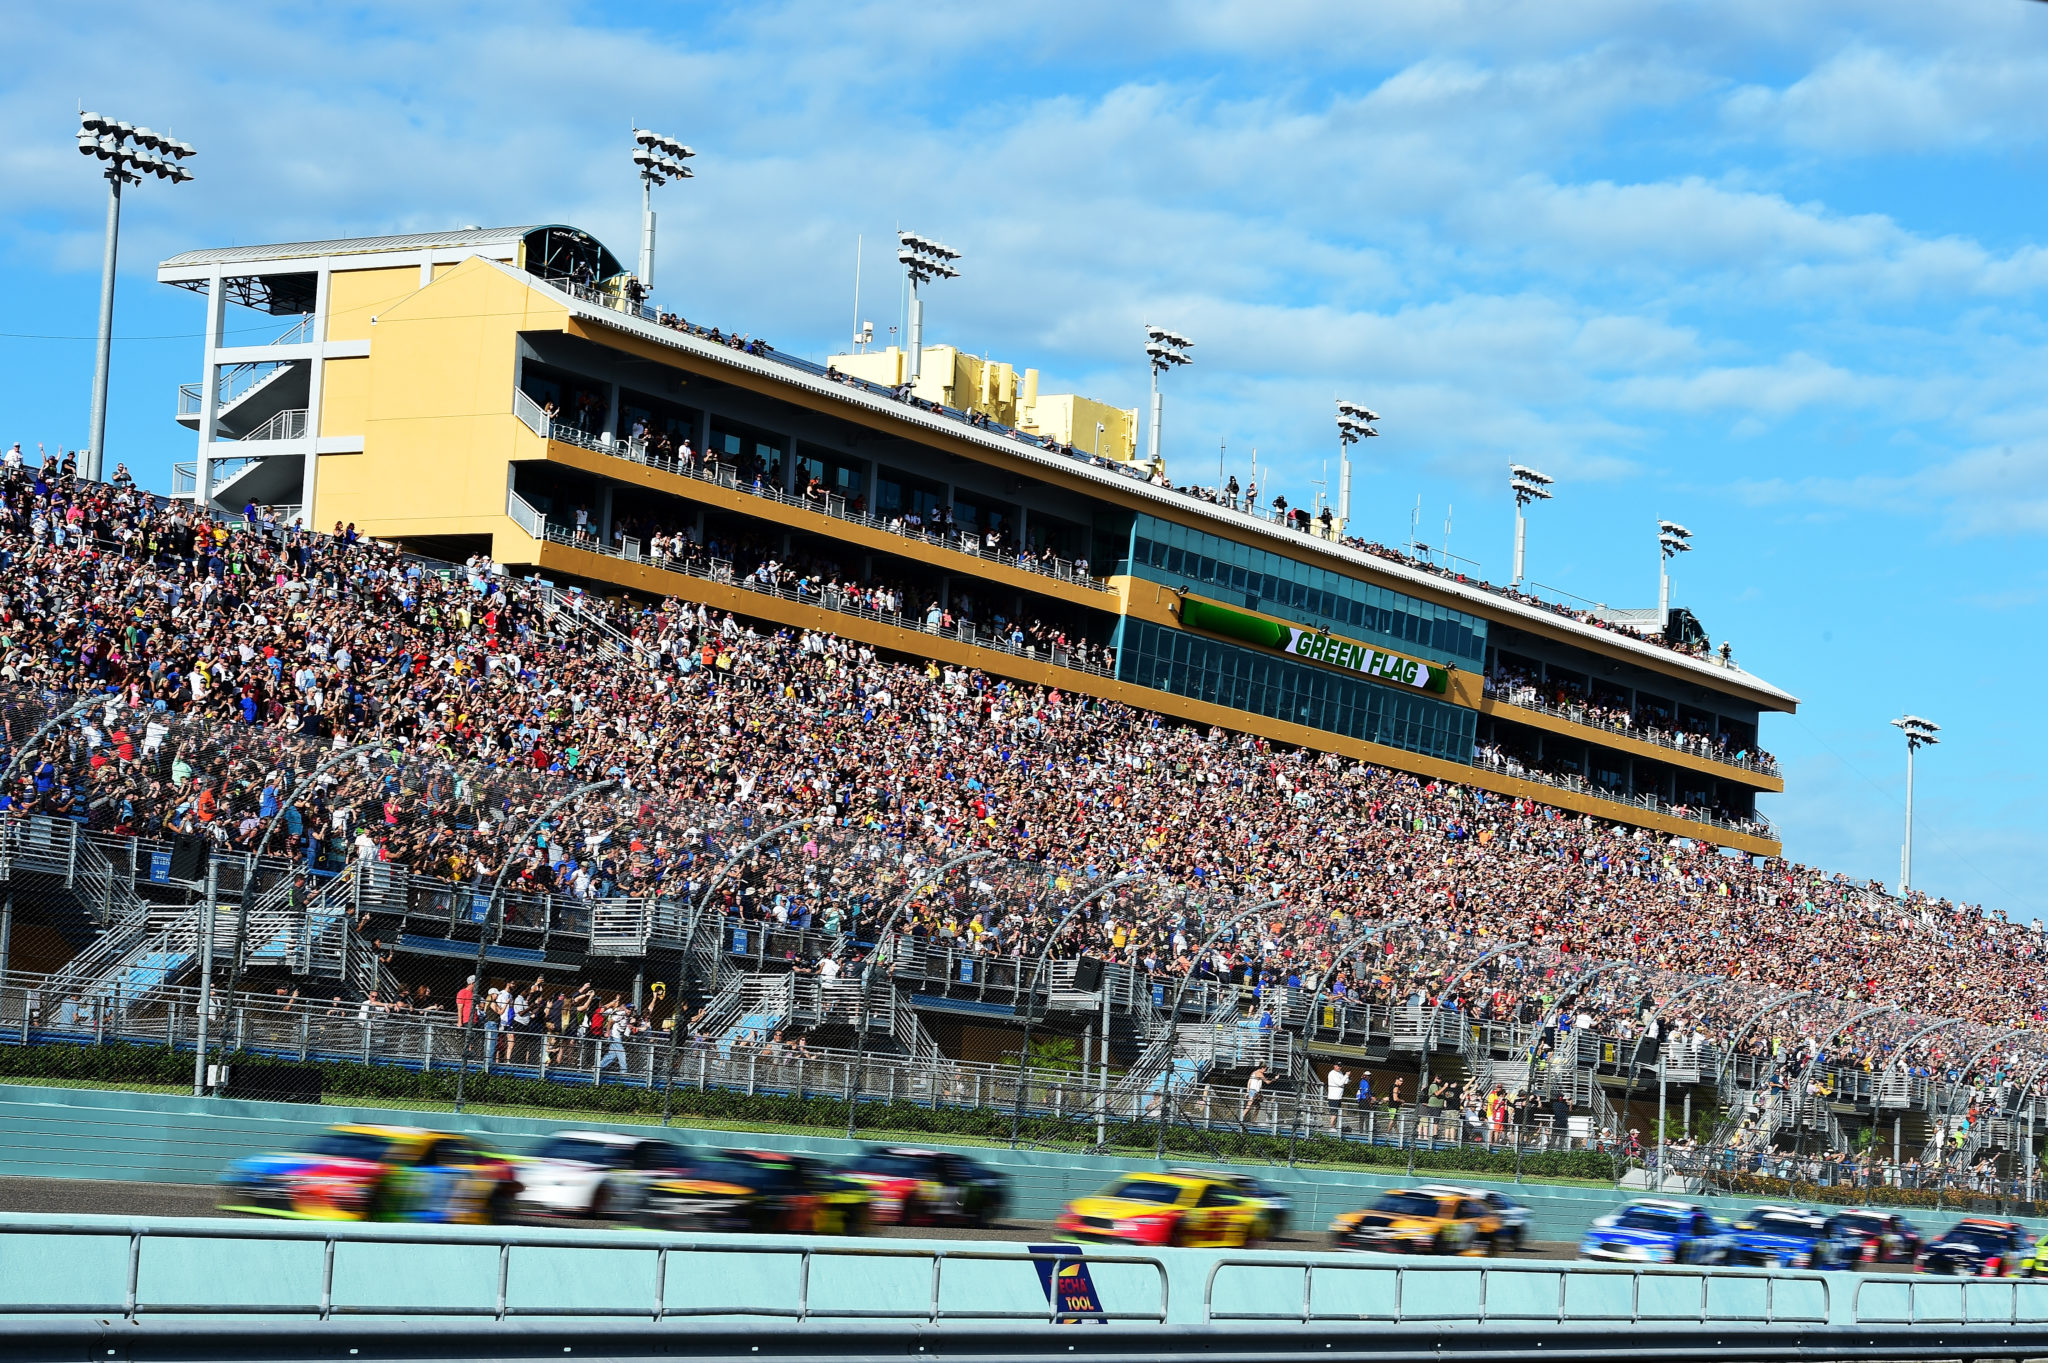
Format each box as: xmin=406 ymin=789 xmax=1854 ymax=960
xmin=1468 ymin=749 xmax=1774 ymax=840
xmin=517 ymin=396 xmax=1111 ymax=595
xmin=1483 ymin=682 xmax=1780 ymax=777
xmin=236 ymin=408 xmax=309 ymax=443
xmin=0 ymin=1221 xmax=1170 ymax=1326
xmin=537 ymin=521 xmax=1119 ymax=680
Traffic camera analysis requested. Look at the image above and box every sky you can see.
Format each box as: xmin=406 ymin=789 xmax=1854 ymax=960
xmin=3 ymin=0 xmax=2046 ymax=915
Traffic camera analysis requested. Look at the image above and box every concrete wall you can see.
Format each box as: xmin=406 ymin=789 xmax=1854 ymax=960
xmin=0 ymin=1083 xmax=2017 ymax=1245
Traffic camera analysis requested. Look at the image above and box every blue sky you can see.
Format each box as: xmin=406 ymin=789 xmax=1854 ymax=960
xmin=4 ymin=1 xmax=2047 ymax=914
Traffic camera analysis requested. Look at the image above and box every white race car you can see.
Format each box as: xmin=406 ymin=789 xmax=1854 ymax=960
xmin=515 ymin=1131 xmax=693 ymax=1219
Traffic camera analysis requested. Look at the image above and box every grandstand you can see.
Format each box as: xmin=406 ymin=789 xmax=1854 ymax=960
xmin=0 ymin=222 xmax=2040 ymax=1212
xmin=155 ymin=223 xmax=1790 ymax=855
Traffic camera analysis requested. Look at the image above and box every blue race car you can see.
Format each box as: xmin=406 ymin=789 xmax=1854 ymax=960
xmin=1724 ymin=1205 xmax=1861 ymax=1269
xmin=1580 ymin=1199 xmax=1730 ymax=1264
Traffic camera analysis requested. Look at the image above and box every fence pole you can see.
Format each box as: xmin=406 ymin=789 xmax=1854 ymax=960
xmin=192 ymin=861 xmax=219 ymax=1096
xmin=0 ymin=889 xmax=13 ymax=983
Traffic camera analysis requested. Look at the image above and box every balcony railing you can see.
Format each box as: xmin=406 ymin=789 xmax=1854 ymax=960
xmin=237 ymin=408 xmax=308 ymax=443
xmin=536 ymin=519 xmax=1119 ymax=679
xmin=517 ymin=390 xmax=1112 ymax=595
xmin=1470 ymin=748 xmax=1773 ymax=840
xmin=1483 ymin=680 xmax=1781 ymax=777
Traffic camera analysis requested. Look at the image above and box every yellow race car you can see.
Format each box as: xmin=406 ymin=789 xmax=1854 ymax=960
xmin=1329 ymin=1187 xmax=1505 ymax=1255
xmin=1057 ymin=1171 xmax=1269 ymax=1249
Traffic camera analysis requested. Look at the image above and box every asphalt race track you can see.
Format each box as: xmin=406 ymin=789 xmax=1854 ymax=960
xmin=0 ymin=1175 xmax=1592 ymax=1256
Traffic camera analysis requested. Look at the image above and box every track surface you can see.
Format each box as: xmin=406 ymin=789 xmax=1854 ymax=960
xmin=0 ymin=1176 xmax=1588 ymax=1255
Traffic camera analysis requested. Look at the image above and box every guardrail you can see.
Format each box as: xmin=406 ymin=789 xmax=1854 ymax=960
xmin=1482 ymin=684 xmax=1781 ymax=778
xmin=0 ymin=1220 xmax=1169 ymax=1326
xmin=537 ymin=521 xmax=1121 ymax=680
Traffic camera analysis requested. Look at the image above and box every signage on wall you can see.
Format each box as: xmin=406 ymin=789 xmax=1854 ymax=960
xmin=1177 ymin=596 xmax=1451 ymax=695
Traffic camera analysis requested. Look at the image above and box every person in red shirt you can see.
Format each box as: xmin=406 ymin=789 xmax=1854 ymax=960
xmin=456 ymin=975 xmax=476 ymax=1027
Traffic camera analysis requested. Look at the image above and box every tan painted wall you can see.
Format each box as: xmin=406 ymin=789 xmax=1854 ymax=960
xmin=311 ymin=257 xmax=563 ymax=534
xmin=323 ymin=266 xmax=425 ymax=343
xmin=318 ymin=355 xmax=371 ymax=440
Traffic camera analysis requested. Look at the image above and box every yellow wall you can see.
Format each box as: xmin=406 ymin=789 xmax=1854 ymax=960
xmin=825 ymin=343 xmax=1139 ymax=462
xmin=318 ymin=356 xmax=370 ymax=439
xmin=323 ymin=266 xmax=425 ymax=343
xmin=312 ymin=257 xmax=564 ymax=533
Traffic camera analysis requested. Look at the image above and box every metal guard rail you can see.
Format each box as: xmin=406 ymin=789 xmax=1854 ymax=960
xmin=0 ymin=1222 xmax=1169 ymax=1326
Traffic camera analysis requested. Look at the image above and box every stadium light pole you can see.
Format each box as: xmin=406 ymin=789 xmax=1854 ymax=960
xmin=897 ymin=231 xmax=961 ymax=386
xmin=630 ymin=128 xmax=694 ymax=294
xmin=848 ymin=850 xmax=996 ymax=1141
xmin=1509 ymin=465 xmax=1554 ymax=588
xmin=77 ymin=113 xmax=196 ymax=484
xmin=1891 ymin=716 xmax=1940 ymax=896
xmin=1657 ymin=520 xmax=1692 ymax=632
xmin=1335 ymin=401 xmax=1379 ymax=540
xmin=1009 ymin=874 xmax=1139 ymax=1147
xmin=1144 ymin=325 xmax=1193 ymax=474
xmin=1155 ymin=898 xmax=1283 ymax=1161
xmin=455 ymin=779 xmax=617 ymax=1113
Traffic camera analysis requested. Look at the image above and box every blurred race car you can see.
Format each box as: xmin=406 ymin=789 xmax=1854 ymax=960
xmin=1827 ymin=1209 xmax=1923 ymax=1265
xmin=1724 ymin=1206 xmax=1862 ymax=1269
xmin=1579 ymin=1200 xmax=1729 ymax=1264
xmin=1177 ymin=1168 xmax=1291 ymax=1238
xmin=1329 ymin=1188 xmax=1505 ymax=1256
xmin=1057 ymin=1172 xmax=1269 ymax=1248
xmin=515 ymin=1131 xmax=692 ymax=1219
xmin=1920 ymin=1218 xmax=2028 ymax=1277
xmin=638 ymin=1149 xmax=871 ymax=1234
xmin=218 ymin=1124 xmax=518 ymax=1224
xmin=836 ymin=1147 xmax=1009 ymax=1226
xmin=1418 ymin=1185 xmax=1530 ymax=1252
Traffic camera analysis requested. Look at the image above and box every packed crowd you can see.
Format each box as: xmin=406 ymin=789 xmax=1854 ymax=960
xmin=0 ymin=452 xmax=2039 ymax=1102
xmin=1484 ymin=665 xmax=1778 ymax=774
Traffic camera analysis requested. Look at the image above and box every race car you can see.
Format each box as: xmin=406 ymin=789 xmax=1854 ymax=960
xmin=1920 ymin=1218 xmax=2029 ymax=1277
xmin=1579 ymin=1200 xmax=1730 ymax=1264
xmin=1826 ymin=1209 xmax=1923 ymax=1265
xmin=638 ymin=1149 xmax=872 ymax=1235
xmin=1418 ymin=1185 xmax=1531 ymax=1252
xmin=1329 ymin=1188 xmax=1506 ymax=1256
xmin=2019 ymin=1232 xmax=2048 ymax=1277
xmin=218 ymin=1124 xmax=519 ymax=1224
xmin=514 ymin=1130 xmax=692 ymax=1219
xmin=1056 ymin=1172 xmax=1270 ymax=1249
xmin=1176 ymin=1168 xmax=1292 ymax=1238
xmin=1723 ymin=1206 xmax=1862 ymax=1270
xmin=836 ymin=1147 xmax=1009 ymax=1226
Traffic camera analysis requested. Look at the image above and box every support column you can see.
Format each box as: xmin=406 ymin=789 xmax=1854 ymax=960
xmin=299 ymin=266 xmax=332 ymax=530
xmin=603 ymin=384 xmax=621 ymax=447
xmin=193 ymin=267 xmax=226 ymax=509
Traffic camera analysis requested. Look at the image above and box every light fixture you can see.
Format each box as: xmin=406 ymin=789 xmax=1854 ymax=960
xmin=899 ymin=231 xmax=964 ymax=384
xmin=630 ymin=127 xmax=695 ymax=294
xmin=1335 ymin=399 xmax=1380 ymax=537
xmin=1508 ymin=465 xmax=1553 ymax=587
xmin=78 ymin=110 xmax=196 ymax=485
xmin=1656 ymin=520 xmax=1692 ymax=629
xmin=1143 ymin=324 xmax=1194 ymax=474
xmin=1890 ymin=715 xmax=1940 ymax=895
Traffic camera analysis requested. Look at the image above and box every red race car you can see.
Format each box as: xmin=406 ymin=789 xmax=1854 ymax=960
xmin=836 ymin=1147 xmax=1009 ymax=1226
xmin=218 ymin=1124 xmax=520 ymax=1223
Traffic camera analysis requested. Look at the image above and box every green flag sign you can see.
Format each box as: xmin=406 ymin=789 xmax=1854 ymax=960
xmin=1178 ymin=596 xmax=1450 ymax=695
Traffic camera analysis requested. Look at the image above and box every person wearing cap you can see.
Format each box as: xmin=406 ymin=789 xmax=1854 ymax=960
xmin=456 ymin=974 xmax=477 ymax=1027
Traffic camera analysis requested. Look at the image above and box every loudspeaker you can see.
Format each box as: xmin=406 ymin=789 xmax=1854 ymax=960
xmin=168 ymin=833 xmax=210 ymax=883
xmin=1072 ymin=957 xmax=1104 ymax=992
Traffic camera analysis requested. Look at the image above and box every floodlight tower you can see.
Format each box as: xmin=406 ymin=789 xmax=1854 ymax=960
xmin=1508 ymin=465 xmax=1553 ymax=588
xmin=1890 ymin=716 xmax=1941 ymax=895
xmin=1144 ymin=325 xmax=1193 ymax=471
xmin=630 ymin=128 xmax=694 ymax=292
xmin=1657 ymin=520 xmax=1692 ymax=630
xmin=897 ymin=231 xmax=961 ymax=384
xmin=78 ymin=113 xmax=196 ymax=483
xmin=1335 ymin=401 xmax=1379 ymax=537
